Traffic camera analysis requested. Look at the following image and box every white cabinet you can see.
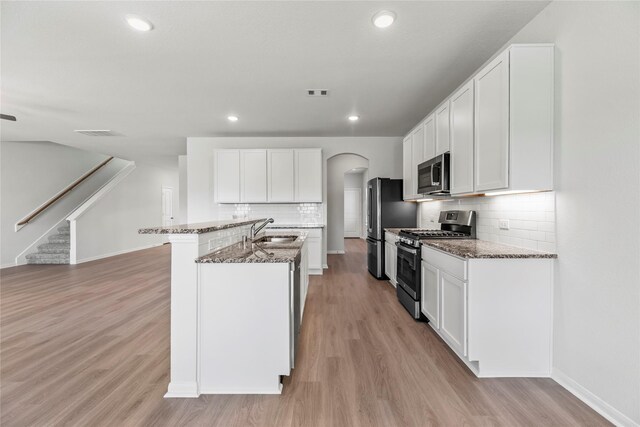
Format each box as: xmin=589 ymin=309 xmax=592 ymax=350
xmin=300 ymin=240 xmax=309 ymax=317
xmin=268 ymin=149 xmax=295 ymax=202
xmin=439 ymin=272 xmax=467 ymax=357
xmin=450 ymin=81 xmax=475 ymax=195
xmin=295 ymin=149 xmax=322 ymax=202
xmin=279 ymin=228 xmax=323 ymax=275
xmin=384 ymin=232 xmax=398 ymax=286
xmin=423 ymin=114 xmax=436 ymax=161
xmin=420 ymin=261 xmax=439 ymax=328
xmin=214 ymin=150 xmax=241 ymax=203
xmin=241 ymin=150 xmax=268 ymax=202
xmin=411 ymin=127 xmax=424 ymax=198
xmin=402 ymin=136 xmax=412 ymax=200
xmin=435 ymin=102 xmax=450 ymax=155
xmin=474 ymin=51 xmax=509 ymax=192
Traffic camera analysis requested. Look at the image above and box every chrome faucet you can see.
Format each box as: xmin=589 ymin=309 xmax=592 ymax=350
xmin=250 ymin=218 xmax=274 ymax=239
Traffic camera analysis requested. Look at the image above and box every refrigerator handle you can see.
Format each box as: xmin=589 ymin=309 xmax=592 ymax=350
xmin=367 ymin=184 xmax=373 ymax=233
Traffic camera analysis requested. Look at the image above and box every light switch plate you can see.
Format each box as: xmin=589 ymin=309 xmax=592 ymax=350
xmin=499 ymin=219 xmax=510 ymax=230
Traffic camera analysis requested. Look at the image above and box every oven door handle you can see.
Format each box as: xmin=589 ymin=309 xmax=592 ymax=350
xmin=396 ymin=243 xmax=418 ymax=255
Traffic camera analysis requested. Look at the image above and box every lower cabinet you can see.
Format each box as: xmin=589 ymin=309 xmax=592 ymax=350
xmin=300 ymin=241 xmax=309 ymax=318
xmin=277 ymin=228 xmax=323 ymax=275
xmin=421 ymin=244 xmax=553 ymax=378
xmin=384 ymin=232 xmax=398 ymax=286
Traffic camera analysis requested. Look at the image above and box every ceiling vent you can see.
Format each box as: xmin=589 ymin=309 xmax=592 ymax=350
xmin=74 ymin=130 xmax=122 ymax=137
xmin=307 ymin=89 xmax=329 ymax=97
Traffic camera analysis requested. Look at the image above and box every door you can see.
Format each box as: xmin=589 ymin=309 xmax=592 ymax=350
xmin=411 ymin=126 xmax=424 ymax=197
xmin=161 ymin=186 xmax=174 ymax=226
xmin=423 ymin=114 xmax=436 ymax=161
xmin=295 ymin=149 xmax=322 ymax=202
xmin=420 ymin=261 xmax=439 ymax=328
xmin=402 ymin=136 xmax=412 ymax=199
xmin=344 ymin=188 xmax=362 ymax=238
xmin=435 ymin=102 xmax=450 ymax=155
xmin=440 ymin=272 xmax=467 ymax=356
xmin=395 ymin=243 xmax=419 ymax=299
xmin=450 ymin=80 xmax=475 ymax=195
xmin=388 ymin=241 xmax=397 ymax=286
xmin=241 ymin=150 xmax=267 ymax=202
xmin=268 ymin=149 xmax=295 ymax=202
xmin=475 ymin=50 xmax=509 ymax=192
xmin=367 ymin=237 xmax=384 ymax=279
xmin=214 ymin=150 xmax=240 ymax=202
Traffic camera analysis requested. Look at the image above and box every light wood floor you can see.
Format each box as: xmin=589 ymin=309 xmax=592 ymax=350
xmin=1 ymin=239 xmax=609 ymax=426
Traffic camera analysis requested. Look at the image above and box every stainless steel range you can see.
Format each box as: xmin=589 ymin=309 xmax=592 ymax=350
xmin=396 ymin=210 xmax=476 ymax=319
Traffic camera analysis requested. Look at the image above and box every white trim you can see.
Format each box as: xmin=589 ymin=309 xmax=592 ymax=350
xmin=552 ymin=368 xmax=639 ymax=427
xmin=1 ymin=262 xmax=23 ymax=269
xmin=198 ymin=384 xmax=283 ymax=395
xmin=322 ymin=263 xmax=328 ymax=269
xmin=164 ymin=382 xmax=199 ymax=398
xmin=74 ymin=243 xmax=164 ymax=264
xmin=327 ymin=250 xmax=345 ymax=254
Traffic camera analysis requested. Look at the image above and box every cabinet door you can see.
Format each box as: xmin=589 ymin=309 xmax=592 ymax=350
xmin=295 ymin=149 xmax=322 ymax=202
xmin=474 ymin=51 xmax=509 ymax=192
xmin=440 ymin=272 xmax=467 ymax=356
xmin=214 ymin=150 xmax=241 ymax=203
xmin=402 ymin=136 xmax=412 ymax=199
xmin=411 ymin=126 xmax=424 ymax=197
xmin=420 ymin=261 xmax=439 ymax=328
xmin=423 ymin=114 xmax=436 ymax=161
xmin=241 ymin=150 xmax=268 ymax=202
xmin=450 ymin=80 xmax=475 ymax=195
xmin=389 ymin=243 xmax=397 ymax=285
xmin=307 ymin=237 xmax=322 ymax=270
xmin=435 ymin=102 xmax=450 ymax=155
xmin=384 ymin=242 xmax=393 ymax=279
xmin=268 ymin=149 xmax=295 ymax=202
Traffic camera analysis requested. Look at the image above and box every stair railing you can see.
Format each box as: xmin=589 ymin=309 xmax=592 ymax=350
xmin=16 ymin=157 xmax=114 ymax=228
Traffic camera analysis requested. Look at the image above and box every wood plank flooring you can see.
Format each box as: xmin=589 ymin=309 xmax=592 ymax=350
xmin=1 ymin=239 xmax=609 ymax=426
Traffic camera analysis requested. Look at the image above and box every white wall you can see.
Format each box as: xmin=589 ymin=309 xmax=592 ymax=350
xmin=504 ymin=2 xmax=639 ymax=425
xmin=74 ymin=163 xmax=178 ymax=263
xmin=0 ymin=141 xmax=129 ymax=267
xmin=419 ymin=191 xmax=556 ymax=253
xmin=327 ymin=155 xmax=369 ymax=251
xmin=178 ymin=155 xmax=188 ymax=224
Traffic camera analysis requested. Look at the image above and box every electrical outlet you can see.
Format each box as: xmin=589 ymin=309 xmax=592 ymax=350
xmin=499 ymin=219 xmax=510 ymax=230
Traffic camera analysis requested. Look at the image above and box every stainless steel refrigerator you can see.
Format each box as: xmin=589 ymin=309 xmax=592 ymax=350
xmin=366 ymin=178 xmax=417 ymax=279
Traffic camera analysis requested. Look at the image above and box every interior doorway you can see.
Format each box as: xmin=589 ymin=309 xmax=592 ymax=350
xmin=344 ymin=188 xmax=362 ymax=238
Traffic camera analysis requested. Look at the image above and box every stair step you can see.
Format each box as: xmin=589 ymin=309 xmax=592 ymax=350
xmin=26 ymin=253 xmax=70 ymax=264
xmin=37 ymin=243 xmax=70 ymax=254
xmin=48 ymin=234 xmax=70 ymax=244
xmin=57 ymin=225 xmax=70 ymax=235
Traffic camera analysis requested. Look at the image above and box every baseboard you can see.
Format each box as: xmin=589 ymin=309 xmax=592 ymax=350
xmin=327 ymin=250 xmax=345 ymax=255
xmin=75 ymin=243 xmax=164 ymax=264
xmin=552 ymin=368 xmax=638 ymax=427
xmin=164 ymin=381 xmax=199 ymax=398
xmin=1 ymin=260 xmax=26 ymax=270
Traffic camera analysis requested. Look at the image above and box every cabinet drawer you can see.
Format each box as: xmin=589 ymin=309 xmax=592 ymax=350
xmin=421 ymin=245 xmax=467 ymax=281
xmin=305 ymin=228 xmax=322 ymax=239
xmin=384 ymin=232 xmax=398 ymax=243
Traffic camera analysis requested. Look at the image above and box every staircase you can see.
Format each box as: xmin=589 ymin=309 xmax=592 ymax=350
xmin=26 ymin=224 xmax=70 ymax=265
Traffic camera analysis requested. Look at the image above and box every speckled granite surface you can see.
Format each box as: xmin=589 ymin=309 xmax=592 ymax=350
xmin=422 ymin=239 xmax=557 ymax=259
xmin=196 ymin=231 xmax=308 ymax=264
xmin=267 ymin=223 xmax=325 ymax=229
xmin=139 ymin=218 xmax=267 ymax=235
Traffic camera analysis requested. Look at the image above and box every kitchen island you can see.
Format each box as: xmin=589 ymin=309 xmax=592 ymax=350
xmin=139 ymin=219 xmax=309 ymax=397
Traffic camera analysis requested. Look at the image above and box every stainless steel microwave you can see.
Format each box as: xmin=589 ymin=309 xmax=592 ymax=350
xmin=417 ymin=153 xmax=450 ymax=195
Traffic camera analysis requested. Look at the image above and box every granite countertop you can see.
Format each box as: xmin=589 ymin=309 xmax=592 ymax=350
xmin=385 ymin=228 xmax=423 ymax=235
xmin=138 ymin=218 xmax=267 ymax=235
xmin=196 ymin=230 xmax=308 ymax=264
xmin=422 ymin=239 xmax=557 ymax=259
xmin=267 ymin=223 xmax=325 ymax=229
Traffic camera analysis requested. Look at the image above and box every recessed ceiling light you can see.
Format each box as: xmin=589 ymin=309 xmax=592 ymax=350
xmin=126 ymin=15 xmax=154 ymax=32
xmin=348 ymin=115 xmax=359 ymax=122
xmin=372 ymin=10 xmax=396 ymax=28
xmin=227 ymin=115 xmax=239 ymax=122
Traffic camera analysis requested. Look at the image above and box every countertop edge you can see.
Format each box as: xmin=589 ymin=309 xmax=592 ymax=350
xmin=421 ymin=240 xmax=558 ymax=260
xmin=139 ymin=218 xmax=267 ymax=235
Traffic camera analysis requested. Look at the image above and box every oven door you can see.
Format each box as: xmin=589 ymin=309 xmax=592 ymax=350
xmin=395 ymin=242 xmax=420 ymax=300
xmin=417 ymin=161 xmax=435 ymax=194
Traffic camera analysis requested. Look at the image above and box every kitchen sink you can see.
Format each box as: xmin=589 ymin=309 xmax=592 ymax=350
xmin=253 ymin=235 xmax=298 ymax=244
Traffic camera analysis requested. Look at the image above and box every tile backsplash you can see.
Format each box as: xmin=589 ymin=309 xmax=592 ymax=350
xmin=419 ymin=192 xmax=556 ymax=253
xmin=216 ymin=203 xmax=324 ymax=225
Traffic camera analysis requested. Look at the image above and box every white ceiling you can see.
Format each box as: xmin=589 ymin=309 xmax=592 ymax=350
xmin=1 ymin=1 xmax=549 ymax=167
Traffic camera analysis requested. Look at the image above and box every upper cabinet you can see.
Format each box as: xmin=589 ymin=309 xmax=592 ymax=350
xmin=402 ymin=43 xmax=554 ymax=200
xmin=423 ymin=114 xmax=436 ymax=161
xmin=402 ymin=136 xmax=412 ymax=200
xmin=268 ymin=149 xmax=295 ymax=202
xmin=435 ymin=102 xmax=451 ymax=156
xmin=214 ymin=148 xmax=322 ymax=203
xmin=474 ymin=51 xmax=509 ymax=192
xmin=295 ymin=149 xmax=322 ymax=202
xmin=450 ymin=81 xmax=475 ymax=195
xmin=241 ymin=150 xmax=268 ymax=203
xmin=411 ymin=126 xmax=425 ymax=198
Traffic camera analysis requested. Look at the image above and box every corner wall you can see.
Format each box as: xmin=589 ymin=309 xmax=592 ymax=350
xmin=504 ymin=2 xmax=640 ymax=424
